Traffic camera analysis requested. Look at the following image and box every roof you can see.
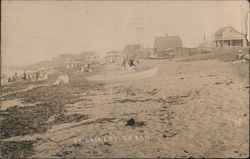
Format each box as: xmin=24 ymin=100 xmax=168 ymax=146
xmin=106 ymin=50 xmax=124 ymax=55
xmin=215 ymin=26 xmax=229 ymax=36
xmin=154 ymin=35 xmax=183 ymax=49
xmin=124 ymin=44 xmax=143 ymax=51
xmin=215 ymin=26 xmax=244 ymax=36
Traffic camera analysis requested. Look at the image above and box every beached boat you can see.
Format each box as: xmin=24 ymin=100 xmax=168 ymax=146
xmin=148 ymin=56 xmax=170 ymax=59
xmin=85 ymin=66 xmax=159 ymax=82
xmin=148 ymin=55 xmax=174 ymax=59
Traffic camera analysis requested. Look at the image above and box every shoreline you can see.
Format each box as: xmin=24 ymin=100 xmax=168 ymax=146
xmin=0 ymin=58 xmax=249 ymax=158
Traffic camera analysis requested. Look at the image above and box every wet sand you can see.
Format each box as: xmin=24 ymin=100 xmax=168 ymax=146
xmin=0 ymin=59 xmax=249 ymax=158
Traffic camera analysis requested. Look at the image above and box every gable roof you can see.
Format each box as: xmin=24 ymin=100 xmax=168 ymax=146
xmin=215 ymin=26 xmax=244 ymax=36
xmin=106 ymin=50 xmax=124 ymax=55
xmin=154 ymin=35 xmax=183 ymax=49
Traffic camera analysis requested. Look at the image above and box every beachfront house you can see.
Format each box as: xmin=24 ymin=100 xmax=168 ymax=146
xmin=154 ymin=34 xmax=183 ymax=57
xmin=72 ymin=51 xmax=100 ymax=72
xmin=104 ymin=50 xmax=125 ymax=65
xmin=52 ymin=52 xmax=100 ymax=72
xmin=214 ymin=26 xmax=248 ymax=48
xmin=124 ymin=44 xmax=147 ymax=59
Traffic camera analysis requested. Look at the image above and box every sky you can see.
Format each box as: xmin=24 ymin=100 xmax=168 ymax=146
xmin=2 ymin=0 xmax=249 ymax=66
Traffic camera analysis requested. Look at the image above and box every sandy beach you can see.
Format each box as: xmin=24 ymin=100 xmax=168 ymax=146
xmin=0 ymin=56 xmax=249 ymax=158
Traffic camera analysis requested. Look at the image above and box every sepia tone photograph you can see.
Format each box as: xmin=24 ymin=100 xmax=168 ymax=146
xmin=0 ymin=0 xmax=249 ymax=158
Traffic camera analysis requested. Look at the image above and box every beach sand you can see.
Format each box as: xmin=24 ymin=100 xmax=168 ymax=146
xmin=0 ymin=58 xmax=249 ymax=158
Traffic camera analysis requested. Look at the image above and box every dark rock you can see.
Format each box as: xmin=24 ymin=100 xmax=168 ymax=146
xmin=104 ymin=142 xmax=112 ymax=146
xmin=126 ymin=118 xmax=135 ymax=126
xmin=126 ymin=118 xmax=145 ymax=127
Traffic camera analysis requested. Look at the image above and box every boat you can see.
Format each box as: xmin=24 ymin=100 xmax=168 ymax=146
xmin=148 ymin=56 xmax=170 ymax=59
xmin=85 ymin=66 xmax=159 ymax=82
xmin=148 ymin=54 xmax=174 ymax=59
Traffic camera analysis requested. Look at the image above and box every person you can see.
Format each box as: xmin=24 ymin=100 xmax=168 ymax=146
xmin=128 ymin=57 xmax=136 ymax=68
xmin=28 ymin=74 xmax=31 ymax=80
xmin=23 ymin=71 xmax=27 ymax=81
xmin=8 ymin=77 xmax=11 ymax=82
xmin=36 ymin=71 xmax=40 ymax=80
xmin=122 ymin=57 xmax=127 ymax=70
xmin=15 ymin=72 xmax=17 ymax=79
xmin=12 ymin=76 xmax=16 ymax=82
xmin=237 ymin=50 xmax=244 ymax=60
xmin=44 ymin=73 xmax=48 ymax=80
xmin=244 ymin=53 xmax=249 ymax=61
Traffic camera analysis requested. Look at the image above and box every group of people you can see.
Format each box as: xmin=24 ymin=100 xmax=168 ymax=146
xmin=4 ymin=70 xmax=47 ymax=83
xmin=21 ymin=71 xmax=41 ymax=81
xmin=237 ymin=50 xmax=249 ymax=61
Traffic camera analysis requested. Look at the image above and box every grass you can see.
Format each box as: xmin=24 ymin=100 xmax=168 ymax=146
xmin=178 ymin=47 xmax=249 ymax=62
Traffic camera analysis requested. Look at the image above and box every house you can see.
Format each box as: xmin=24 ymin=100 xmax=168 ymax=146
xmin=72 ymin=52 xmax=100 ymax=72
xmin=154 ymin=34 xmax=183 ymax=52
xmin=214 ymin=26 xmax=248 ymax=48
xmin=124 ymin=44 xmax=147 ymax=59
xmin=53 ymin=52 xmax=100 ymax=71
xmin=105 ymin=50 xmax=125 ymax=65
xmin=74 ymin=51 xmax=100 ymax=64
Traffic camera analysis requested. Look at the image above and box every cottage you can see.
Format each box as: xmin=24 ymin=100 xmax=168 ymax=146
xmin=105 ymin=50 xmax=125 ymax=65
xmin=124 ymin=44 xmax=146 ymax=59
xmin=74 ymin=52 xmax=99 ymax=64
xmin=72 ymin=52 xmax=100 ymax=72
xmin=53 ymin=52 xmax=100 ymax=71
xmin=214 ymin=26 xmax=248 ymax=48
xmin=154 ymin=34 xmax=183 ymax=52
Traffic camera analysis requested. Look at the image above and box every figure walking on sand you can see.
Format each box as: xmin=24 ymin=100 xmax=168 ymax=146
xmin=128 ymin=56 xmax=137 ymax=70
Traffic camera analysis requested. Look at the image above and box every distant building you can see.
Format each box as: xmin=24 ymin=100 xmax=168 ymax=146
xmin=105 ymin=50 xmax=125 ymax=64
xmin=214 ymin=26 xmax=248 ymax=48
xmin=124 ymin=44 xmax=147 ymax=59
xmin=59 ymin=54 xmax=74 ymax=63
xmin=72 ymin=52 xmax=100 ymax=72
xmin=154 ymin=34 xmax=183 ymax=52
xmin=74 ymin=51 xmax=99 ymax=64
xmin=53 ymin=52 xmax=100 ymax=71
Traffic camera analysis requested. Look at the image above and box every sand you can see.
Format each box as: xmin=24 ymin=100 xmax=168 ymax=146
xmin=0 ymin=58 xmax=249 ymax=158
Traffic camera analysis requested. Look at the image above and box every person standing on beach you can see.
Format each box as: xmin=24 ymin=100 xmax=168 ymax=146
xmin=23 ymin=71 xmax=27 ymax=81
xmin=28 ymin=74 xmax=31 ymax=81
xmin=12 ymin=76 xmax=16 ymax=82
xmin=122 ymin=56 xmax=127 ymax=70
xmin=36 ymin=71 xmax=40 ymax=80
xmin=8 ymin=77 xmax=11 ymax=82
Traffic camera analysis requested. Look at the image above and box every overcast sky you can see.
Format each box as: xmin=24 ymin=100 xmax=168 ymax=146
xmin=2 ymin=0 xmax=249 ymax=66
